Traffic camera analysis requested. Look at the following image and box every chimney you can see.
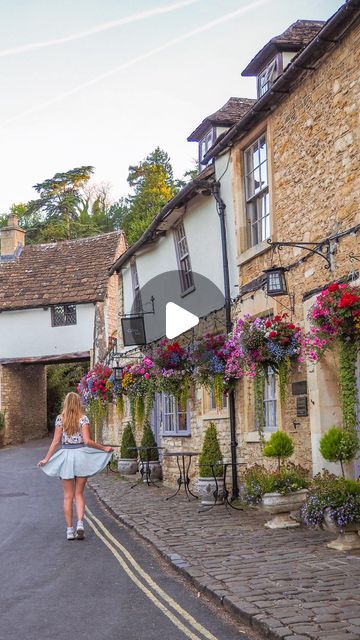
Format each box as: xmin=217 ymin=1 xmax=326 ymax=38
xmin=0 ymin=214 xmax=25 ymax=258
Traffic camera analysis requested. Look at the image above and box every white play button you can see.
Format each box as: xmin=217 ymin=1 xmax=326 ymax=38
xmin=165 ymin=302 xmax=199 ymax=339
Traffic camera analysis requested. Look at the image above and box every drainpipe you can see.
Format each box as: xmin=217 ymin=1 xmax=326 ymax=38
xmin=211 ymin=181 xmax=239 ymax=500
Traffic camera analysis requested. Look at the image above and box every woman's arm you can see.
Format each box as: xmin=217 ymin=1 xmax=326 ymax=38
xmin=82 ymin=424 xmax=113 ymax=452
xmin=37 ymin=428 xmax=62 ymax=466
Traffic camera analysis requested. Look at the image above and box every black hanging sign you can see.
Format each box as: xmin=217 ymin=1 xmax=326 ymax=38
xmin=121 ymin=316 xmax=146 ymax=346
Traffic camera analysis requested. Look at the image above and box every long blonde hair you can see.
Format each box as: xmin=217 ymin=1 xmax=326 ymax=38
xmin=61 ymin=392 xmax=83 ymax=435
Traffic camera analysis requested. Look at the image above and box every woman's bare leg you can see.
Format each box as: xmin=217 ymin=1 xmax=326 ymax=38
xmin=62 ymin=479 xmax=75 ymax=527
xmin=75 ymin=476 xmax=88 ymax=521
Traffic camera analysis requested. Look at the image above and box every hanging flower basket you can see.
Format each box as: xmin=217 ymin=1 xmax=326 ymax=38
xmin=304 ymin=282 xmax=360 ymax=430
xmin=192 ymin=333 xmax=229 ymax=409
xmin=225 ymin=314 xmax=302 ymax=401
xmin=151 ymin=339 xmax=193 ymax=408
xmin=119 ymin=357 xmax=155 ymax=425
xmin=77 ymin=363 xmax=114 ymax=434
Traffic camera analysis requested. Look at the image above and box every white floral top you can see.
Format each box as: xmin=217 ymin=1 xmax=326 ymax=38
xmin=55 ymin=415 xmax=90 ymax=444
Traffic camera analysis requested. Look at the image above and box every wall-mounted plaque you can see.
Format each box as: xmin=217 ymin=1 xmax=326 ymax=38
xmin=292 ymin=381 xmax=308 ymax=396
xmin=296 ymin=396 xmax=308 ymax=417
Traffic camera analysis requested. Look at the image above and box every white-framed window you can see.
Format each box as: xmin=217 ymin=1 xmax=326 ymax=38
xmin=264 ymin=367 xmax=277 ymax=432
xmin=199 ymin=128 xmax=214 ymax=167
xmin=257 ymin=57 xmax=279 ymax=97
xmin=174 ymin=222 xmax=195 ymax=295
xmin=244 ymin=134 xmax=270 ymax=248
xmin=209 ymin=389 xmax=228 ymax=411
xmin=159 ymin=393 xmax=191 ymax=436
xmin=51 ymin=304 xmax=77 ymax=327
xmin=130 ymin=258 xmax=142 ymax=313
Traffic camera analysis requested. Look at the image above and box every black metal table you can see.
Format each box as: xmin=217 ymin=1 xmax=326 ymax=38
xmin=163 ymin=451 xmax=198 ymax=501
xmin=197 ymin=462 xmax=244 ymax=514
xmin=128 ymin=445 xmax=165 ymax=488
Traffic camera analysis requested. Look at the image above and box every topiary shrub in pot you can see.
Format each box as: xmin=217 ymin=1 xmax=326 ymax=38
xmin=139 ymin=420 xmax=162 ymax=481
xmin=260 ymin=432 xmax=308 ymax=528
xmin=117 ymin=423 xmax=138 ymax=475
xmin=319 ymin=426 xmax=359 ymax=478
xmin=195 ymin=422 xmax=224 ymax=505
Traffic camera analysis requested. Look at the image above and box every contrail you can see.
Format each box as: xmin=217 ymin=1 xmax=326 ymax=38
xmin=1 ymin=0 xmax=271 ymax=129
xmin=0 ymin=0 xmax=201 ymax=57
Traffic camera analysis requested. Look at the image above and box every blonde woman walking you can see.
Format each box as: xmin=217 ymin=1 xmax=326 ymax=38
xmin=37 ymin=392 xmax=113 ymax=540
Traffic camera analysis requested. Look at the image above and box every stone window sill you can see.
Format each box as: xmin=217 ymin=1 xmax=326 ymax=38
xmin=244 ymin=430 xmax=274 ymax=443
xmin=237 ymin=239 xmax=271 ymax=266
xmin=202 ymin=411 xmax=229 ymax=421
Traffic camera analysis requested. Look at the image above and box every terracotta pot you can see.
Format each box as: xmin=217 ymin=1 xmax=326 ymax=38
xmin=322 ymin=508 xmax=360 ymax=551
xmin=195 ymin=477 xmax=225 ymax=505
xmin=117 ymin=458 xmax=138 ymax=475
xmin=261 ymin=489 xmax=308 ymax=529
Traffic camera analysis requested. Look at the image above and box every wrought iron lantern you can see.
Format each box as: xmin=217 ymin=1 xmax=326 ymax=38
xmin=112 ymin=362 xmax=124 ymax=382
xmin=264 ymin=265 xmax=288 ymax=297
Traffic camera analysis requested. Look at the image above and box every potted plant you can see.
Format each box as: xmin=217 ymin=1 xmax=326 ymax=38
xmin=319 ymin=426 xmax=359 ymax=478
xmin=243 ymin=463 xmax=309 ymax=529
xmin=152 ymin=339 xmax=193 ymax=408
xmin=117 ymin=423 xmax=138 ymax=475
xmin=301 ymin=472 xmax=360 ymax=551
xmin=192 ymin=333 xmax=229 ymax=409
xmin=139 ymin=420 xmax=162 ymax=481
xmin=120 ymin=357 xmax=155 ymax=426
xmin=261 ymin=432 xmax=308 ymax=528
xmin=195 ymin=422 xmax=224 ymax=505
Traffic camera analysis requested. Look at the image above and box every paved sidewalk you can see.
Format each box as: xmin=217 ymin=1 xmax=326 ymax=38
xmin=88 ymin=473 xmax=360 ymax=640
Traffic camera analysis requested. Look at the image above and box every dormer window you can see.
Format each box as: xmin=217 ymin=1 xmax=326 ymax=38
xmin=257 ymin=57 xmax=280 ymax=97
xmin=199 ymin=129 xmax=214 ymax=168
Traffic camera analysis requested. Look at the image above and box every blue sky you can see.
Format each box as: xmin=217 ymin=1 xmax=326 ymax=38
xmin=0 ymin=0 xmax=340 ymax=211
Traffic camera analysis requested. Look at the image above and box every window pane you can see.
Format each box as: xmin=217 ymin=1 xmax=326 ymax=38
xmin=253 ymin=166 xmax=261 ymax=194
xmin=259 ymin=137 xmax=267 ymax=164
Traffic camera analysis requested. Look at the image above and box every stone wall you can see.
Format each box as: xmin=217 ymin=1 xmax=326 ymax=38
xmin=0 ymin=363 xmax=47 ymax=445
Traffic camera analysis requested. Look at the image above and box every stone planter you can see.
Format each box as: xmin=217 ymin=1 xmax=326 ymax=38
xmin=261 ymin=489 xmax=308 ymax=529
xmin=195 ymin=477 xmax=225 ymax=505
xmin=117 ymin=458 xmax=138 ymax=475
xmin=322 ymin=508 xmax=360 ymax=551
xmin=141 ymin=460 xmax=162 ymax=482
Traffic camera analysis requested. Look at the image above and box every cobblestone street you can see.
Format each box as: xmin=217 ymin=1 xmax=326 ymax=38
xmin=89 ymin=473 xmax=360 ymax=640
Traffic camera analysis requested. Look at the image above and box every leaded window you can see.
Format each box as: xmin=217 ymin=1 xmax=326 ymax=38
xmin=161 ymin=393 xmax=191 ymax=436
xmin=51 ymin=304 xmax=77 ymax=327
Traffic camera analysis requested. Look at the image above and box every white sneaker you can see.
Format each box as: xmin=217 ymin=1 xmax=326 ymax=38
xmin=76 ymin=521 xmax=85 ymax=540
xmin=66 ymin=527 xmax=76 ymax=541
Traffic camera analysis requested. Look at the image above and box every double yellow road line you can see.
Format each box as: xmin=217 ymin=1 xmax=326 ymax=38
xmin=85 ymin=506 xmax=218 ymax=640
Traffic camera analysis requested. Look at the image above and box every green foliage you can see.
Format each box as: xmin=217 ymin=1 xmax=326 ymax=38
xmin=243 ymin=464 xmax=308 ymax=504
xmin=320 ymin=426 xmax=359 ymax=477
xmin=47 ymin=362 xmax=88 ymax=430
xmin=199 ymin=422 xmax=223 ymax=478
xmin=0 ymin=410 xmax=6 ymax=430
xmin=254 ymin=368 xmax=265 ymax=440
xmin=339 ymin=339 xmax=358 ymax=431
xmin=119 ymin=147 xmax=177 ymax=245
xmin=120 ymin=423 xmax=137 ymax=459
xmin=278 ymin=356 xmax=290 ymax=404
xmin=140 ymin=420 xmax=159 ymax=461
xmin=263 ymin=431 xmax=294 ymax=471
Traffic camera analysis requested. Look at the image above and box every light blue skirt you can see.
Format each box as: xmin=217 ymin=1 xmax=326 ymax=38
xmin=41 ymin=445 xmax=113 ymax=480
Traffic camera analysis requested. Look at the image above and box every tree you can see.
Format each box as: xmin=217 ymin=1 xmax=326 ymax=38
xmin=320 ymin=426 xmax=359 ymax=477
xmin=263 ymin=431 xmax=294 ymax=471
xmin=120 ymin=147 xmax=177 ymax=245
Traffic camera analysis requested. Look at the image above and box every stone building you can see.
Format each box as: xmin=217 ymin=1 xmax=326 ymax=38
xmin=204 ymin=2 xmax=360 ymax=478
xmin=105 ymin=0 xmax=360 ymax=488
xmin=0 ymin=215 xmax=125 ymax=446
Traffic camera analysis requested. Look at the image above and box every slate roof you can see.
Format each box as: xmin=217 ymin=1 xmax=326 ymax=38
xmin=242 ymin=19 xmax=325 ymax=75
xmin=0 ymin=231 xmax=124 ymax=311
xmin=187 ymin=97 xmax=256 ymax=142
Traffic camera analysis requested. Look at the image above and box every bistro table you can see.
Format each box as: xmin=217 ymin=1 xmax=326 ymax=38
xmin=197 ymin=461 xmax=244 ymax=514
xmin=128 ymin=445 xmax=165 ymax=488
xmin=163 ymin=451 xmax=199 ymax=501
